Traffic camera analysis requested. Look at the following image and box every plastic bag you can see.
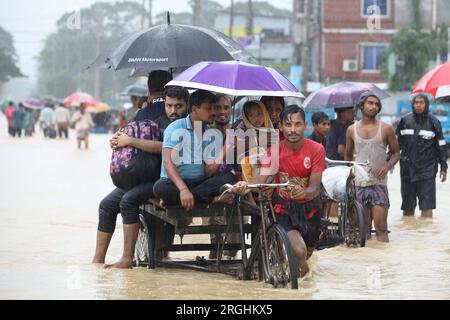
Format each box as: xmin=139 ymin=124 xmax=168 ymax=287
xmin=321 ymin=166 xmax=351 ymax=202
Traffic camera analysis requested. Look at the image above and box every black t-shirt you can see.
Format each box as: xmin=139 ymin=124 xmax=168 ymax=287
xmin=309 ymin=131 xmax=327 ymax=148
xmin=325 ymin=120 xmax=347 ymax=161
xmin=154 ymin=114 xmax=172 ymax=136
xmin=134 ymin=98 xmax=165 ymax=122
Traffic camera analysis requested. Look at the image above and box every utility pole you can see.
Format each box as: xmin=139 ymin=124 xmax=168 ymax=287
xmin=141 ymin=0 xmax=146 ymax=29
xmin=301 ymin=0 xmax=311 ymax=93
xmin=432 ymin=0 xmax=440 ymax=64
xmin=292 ymin=0 xmax=302 ymax=66
xmin=193 ymin=0 xmax=202 ymax=26
xmin=229 ymin=0 xmax=234 ymax=38
xmin=246 ymin=0 xmax=253 ymax=37
xmin=148 ymin=0 xmax=153 ymax=27
xmin=432 ymin=0 xmax=437 ymax=31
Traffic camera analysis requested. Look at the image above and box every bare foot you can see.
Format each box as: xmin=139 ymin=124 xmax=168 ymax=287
xmin=299 ymin=263 xmax=310 ymax=278
xmin=104 ymin=258 xmax=133 ymax=269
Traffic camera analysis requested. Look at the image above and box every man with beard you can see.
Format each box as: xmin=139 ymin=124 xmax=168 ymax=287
xmin=232 ymin=105 xmax=325 ymax=277
xmin=345 ymin=92 xmax=400 ymax=242
xmin=396 ymin=94 xmax=447 ymax=218
xmin=212 ymin=94 xmax=233 ymax=136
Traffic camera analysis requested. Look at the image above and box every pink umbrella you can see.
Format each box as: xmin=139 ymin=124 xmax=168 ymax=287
xmin=64 ymin=92 xmax=97 ymax=107
xmin=412 ymin=61 xmax=450 ymax=97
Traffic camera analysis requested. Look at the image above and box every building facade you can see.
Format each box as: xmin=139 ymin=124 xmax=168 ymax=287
xmin=320 ymin=0 xmax=395 ymax=84
xmin=214 ymin=10 xmax=293 ymax=76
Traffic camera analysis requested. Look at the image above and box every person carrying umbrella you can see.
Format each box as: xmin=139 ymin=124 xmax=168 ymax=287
xmin=395 ymin=93 xmax=448 ymax=218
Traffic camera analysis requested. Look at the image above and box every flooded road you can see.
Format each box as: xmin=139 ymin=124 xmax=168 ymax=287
xmin=0 ymin=115 xmax=449 ymax=299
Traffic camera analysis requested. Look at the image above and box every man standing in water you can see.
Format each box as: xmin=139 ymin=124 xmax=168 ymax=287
xmin=345 ymin=92 xmax=400 ymax=242
xmin=396 ymin=94 xmax=447 ymax=218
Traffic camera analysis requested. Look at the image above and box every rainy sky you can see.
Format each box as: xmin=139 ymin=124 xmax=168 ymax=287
xmin=0 ymin=0 xmax=292 ymax=84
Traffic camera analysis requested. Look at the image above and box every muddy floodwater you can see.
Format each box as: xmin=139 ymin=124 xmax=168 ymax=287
xmin=0 ymin=116 xmax=449 ymax=300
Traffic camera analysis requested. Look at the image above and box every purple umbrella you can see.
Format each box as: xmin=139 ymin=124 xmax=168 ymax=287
xmin=23 ymin=98 xmax=44 ymax=110
xmin=166 ymin=60 xmax=304 ymax=98
xmin=303 ymin=82 xmax=390 ymax=109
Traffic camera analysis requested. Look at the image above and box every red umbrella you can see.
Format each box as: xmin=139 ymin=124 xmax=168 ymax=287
xmin=64 ymin=92 xmax=97 ymax=107
xmin=412 ymin=61 xmax=450 ymax=97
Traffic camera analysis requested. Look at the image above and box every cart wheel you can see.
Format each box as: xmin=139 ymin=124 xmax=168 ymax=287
xmin=134 ymin=213 xmax=154 ymax=268
xmin=264 ymin=223 xmax=298 ymax=289
xmin=344 ymin=201 xmax=366 ymax=247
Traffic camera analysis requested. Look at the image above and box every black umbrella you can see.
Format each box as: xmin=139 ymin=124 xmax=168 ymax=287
xmin=120 ymin=83 xmax=148 ymax=97
xmin=89 ymin=13 xmax=254 ymax=73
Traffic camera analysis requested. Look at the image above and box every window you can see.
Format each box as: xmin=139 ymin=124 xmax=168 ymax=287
xmin=362 ymin=0 xmax=388 ymax=16
xmin=362 ymin=44 xmax=387 ymax=71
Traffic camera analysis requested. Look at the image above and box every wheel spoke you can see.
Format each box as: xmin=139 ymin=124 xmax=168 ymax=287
xmin=265 ymin=226 xmax=293 ymax=288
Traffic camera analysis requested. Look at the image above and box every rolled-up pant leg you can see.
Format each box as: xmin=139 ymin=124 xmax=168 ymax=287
xmin=98 ymin=188 xmax=125 ymax=233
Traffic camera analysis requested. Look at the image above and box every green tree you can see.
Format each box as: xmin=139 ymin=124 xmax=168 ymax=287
xmin=227 ymin=1 xmax=291 ymax=17
xmin=0 ymin=26 xmax=24 ymax=85
xmin=36 ymin=2 xmax=144 ymax=101
xmin=155 ymin=1 xmax=223 ymax=28
xmin=381 ymin=28 xmax=444 ymax=91
xmin=189 ymin=0 xmax=223 ymax=28
xmin=154 ymin=11 xmax=193 ymax=25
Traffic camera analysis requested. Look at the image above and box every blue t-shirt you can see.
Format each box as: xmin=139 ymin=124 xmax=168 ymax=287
xmin=161 ymin=115 xmax=220 ymax=180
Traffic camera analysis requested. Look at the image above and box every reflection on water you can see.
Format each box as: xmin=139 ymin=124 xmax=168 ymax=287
xmin=0 ymin=116 xmax=449 ymax=299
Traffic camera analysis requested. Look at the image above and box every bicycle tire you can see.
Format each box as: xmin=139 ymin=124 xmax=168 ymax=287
xmin=265 ymin=223 xmax=298 ymax=289
xmin=353 ymin=201 xmax=366 ymax=247
xmin=344 ymin=201 xmax=366 ymax=247
xmin=134 ymin=213 xmax=154 ymax=268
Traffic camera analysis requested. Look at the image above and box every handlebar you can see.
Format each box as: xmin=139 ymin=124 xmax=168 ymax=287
xmin=218 ymin=181 xmax=291 ymax=200
xmin=325 ymin=158 xmax=370 ymax=167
